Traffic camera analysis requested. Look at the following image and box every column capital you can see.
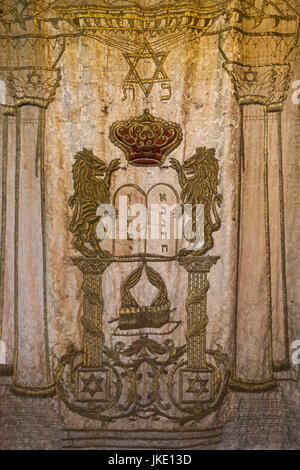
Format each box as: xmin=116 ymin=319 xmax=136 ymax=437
xmin=1 ymin=104 xmax=16 ymax=116
xmin=178 ymin=255 xmax=220 ymax=273
xmin=72 ymin=257 xmax=111 ymax=275
xmin=0 ymin=67 xmax=62 ymax=107
xmin=223 ymin=63 xmax=292 ymax=108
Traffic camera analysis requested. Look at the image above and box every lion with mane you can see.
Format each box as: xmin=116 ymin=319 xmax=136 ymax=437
xmin=170 ymin=147 xmax=222 ymax=256
xmin=69 ymin=148 xmax=120 ymax=257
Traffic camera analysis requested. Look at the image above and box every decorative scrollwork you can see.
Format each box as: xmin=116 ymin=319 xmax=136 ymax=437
xmin=59 ymin=118 xmax=228 ymax=428
xmin=55 ymin=335 xmax=230 ymax=426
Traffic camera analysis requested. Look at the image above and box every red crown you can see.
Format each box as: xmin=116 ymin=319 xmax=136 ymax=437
xmin=109 ymin=109 xmax=183 ymax=167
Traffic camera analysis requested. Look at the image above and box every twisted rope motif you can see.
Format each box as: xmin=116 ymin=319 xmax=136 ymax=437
xmin=185 ymin=281 xmax=209 ymax=310
xmin=81 ymin=316 xmax=105 ymax=341
xmin=81 ymin=284 xmax=105 ymax=341
xmin=185 ymin=320 xmax=208 ymax=338
xmin=185 ymin=281 xmax=209 ymax=345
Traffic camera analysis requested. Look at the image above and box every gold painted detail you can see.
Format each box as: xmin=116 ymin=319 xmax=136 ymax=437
xmin=56 ymin=251 xmax=230 ymax=424
xmin=171 ymin=147 xmax=222 ymax=256
xmin=119 ymin=263 xmax=171 ymax=330
xmin=50 ymin=0 xmax=230 ymax=59
xmin=122 ymin=40 xmax=171 ymax=101
xmin=179 ymin=256 xmax=219 ymax=370
xmin=0 ymin=1 xmax=299 ymax=101
xmin=229 ymin=378 xmax=277 ymax=392
xmin=72 ymin=258 xmax=110 ymax=369
xmin=57 ymin=118 xmax=230 ymax=422
xmin=0 ymin=67 xmax=62 ymax=106
xmin=224 ymin=63 xmax=292 ymax=107
xmin=9 ymin=382 xmax=56 ymax=398
xmin=56 ymin=257 xmax=230 ymax=426
xmin=51 ymin=100 xmax=232 ymax=422
xmin=69 ymin=148 xmax=120 ymax=258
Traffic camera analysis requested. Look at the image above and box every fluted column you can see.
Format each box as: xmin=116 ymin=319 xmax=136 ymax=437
xmin=0 ymin=104 xmax=16 ymax=376
xmin=0 ymin=13 xmax=65 ymax=394
xmin=223 ymin=63 xmax=292 ymax=391
xmin=218 ymin=2 xmax=298 ymax=389
xmin=233 ymin=101 xmax=275 ymax=390
xmin=0 ymin=67 xmax=62 ymax=396
xmin=267 ymin=107 xmax=289 ymax=371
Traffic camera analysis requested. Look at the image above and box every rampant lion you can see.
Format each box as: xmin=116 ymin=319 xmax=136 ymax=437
xmin=170 ymin=147 xmax=222 ymax=256
xmin=69 ymin=148 xmax=120 ymax=258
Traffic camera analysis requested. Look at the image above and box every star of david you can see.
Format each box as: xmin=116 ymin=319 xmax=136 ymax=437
xmin=81 ymin=373 xmax=104 ymax=398
xmin=186 ymin=374 xmax=209 ymax=399
xmin=243 ymin=70 xmax=258 ymax=85
xmin=123 ymin=41 xmax=170 ymax=97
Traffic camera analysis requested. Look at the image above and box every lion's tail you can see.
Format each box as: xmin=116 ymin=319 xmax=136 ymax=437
xmin=68 ymin=195 xmax=76 ymax=208
xmin=68 ymin=195 xmax=79 ymax=233
xmin=211 ymin=193 xmax=223 ymax=231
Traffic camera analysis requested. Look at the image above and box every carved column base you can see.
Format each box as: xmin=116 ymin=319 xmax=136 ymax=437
xmin=10 ymin=382 xmax=56 ymax=398
xmin=0 ymin=364 xmax=13 ymax=376
xmin=273 ymin=360 xmax=290 ymax=372
xmin=229 ymin=378 xmax=277 ymax=393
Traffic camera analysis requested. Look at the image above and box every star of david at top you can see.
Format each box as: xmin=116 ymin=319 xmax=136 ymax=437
xmin=122 ymin=41 xmax=171 ymax=101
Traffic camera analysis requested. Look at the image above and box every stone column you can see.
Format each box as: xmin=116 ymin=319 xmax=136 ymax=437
xmin=0 ymin=67 xmax=61 ymax=397
xmin=233 ymin=101 xmax=275 ymax=390
xmin=0 ymin=105 xmax=16 ymax=376
xmin=11 ymin=100 xmax=53 ymax=396
xmin=223 ymin=63 xmax=291 ymax=391
xmin=267 ymin=106 xmax=289 ymax=371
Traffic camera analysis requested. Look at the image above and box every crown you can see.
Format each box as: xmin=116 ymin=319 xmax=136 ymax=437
xmin=109 ymin=109 xmax=183 ymax=167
